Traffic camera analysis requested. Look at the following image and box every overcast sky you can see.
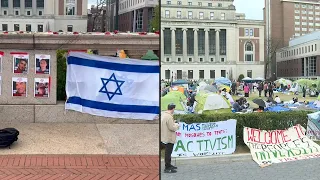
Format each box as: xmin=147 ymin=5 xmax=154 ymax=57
xmin=88 ymin=0 xmax=264 ymax=20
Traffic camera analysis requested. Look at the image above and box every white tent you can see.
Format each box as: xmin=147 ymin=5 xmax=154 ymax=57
xmin=203 ymin=94 xmax=230 ymax=111
xmin=254 ymin=77 xmax=265 ymax=81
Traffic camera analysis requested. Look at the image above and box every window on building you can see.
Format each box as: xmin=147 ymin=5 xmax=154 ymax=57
xmin=221 ymin=70 xmax=226 ymax=77
xmin=312 ymin=45 xmax=314 ymax=51
xmin=177 ymin=1 xmax=181 ymax=5
xmin=175 ymin=28 xmax=183 ymax=55
xmin=249 ymin=29 xmax=253 ymax=36
xmin=295 ymin=16 xmax=299 ymax=19
xmin=309 ymin=5 xmax=313 ymax=9
xmin=177 ymin=70 xmax=182 ymax=79
xmin=14 ymin=24 xmax=20 ymax=31
xmin=199 ymin=70 xmax=204 ymax=79
xmin=221 ymin=58 xmax=225 ymax=62
xmin=302 ymin=5 xmax=306 ymax=8
xmin=39 ymin=11 xmax=42 ymax=15
xmin=166 ymin=1 xmax=171 ymax=5
xmin=302 ymin=11 xmax=306 ymax=14
xmin=199 ymin=12 xmax=204 ymax=19
xmin=315 ymin=44 xmax=317 ymax=51
xmin=66 ymin=7 xmax=75 ymax=15
xmin=316 ymin=6 xmax=320 ymax=9
xmin=27 ymin=11 xmax=31 ymax=15
xmin=26 ymin=24 xmax=31 ymax=31
xmin=1 ymin=0 xmax=8 ymax=7
xmin=166 ymin=58 xmax=169 ymax=62
xmin=3 ymin=10 xmax=7 ymax=15
xmin=295 ymin=10 xmax=300 ymax=13
xmin=177 ymin=11 xmax=181 ymax=18
xmin=309 ymin=46 xmax=310 ymax=52
xmin=165 ymin=69 xmax=170 ymax=79
xmin=188 ymin=11 xmax=193 ymax=19
xmin=37 ymin=24 xmax=43 ymax=32
xmin=302 ymin=16 xmax=306 ymax=20
xmin=164 ymin=28 xmax=171 ymax=55
xmin=295 ymin=4 xmax=299 ymax=8
xmin=25 ymin=0 xmax=32 ymax=7
xmin=210 ymin=70 xmax=215 ymax=79
xmin=2 ymin=24 xmax=7 ymax=31
xmin=198 ymin=29 xmax=205 ymax=55
xmin=309 ymin=17 xmax=314 ymax=20
xmin=37 ymin=0 xmax=44 ymax=7
xmin=67 ymin=25 xmax=73 ymax=32
xmin=13 ymin=0 xmax=20 ymax=7
xmin=188 ymin=2 xmax=192 ymax=5
xmin=247 ymin=70 xmax=252 ymax=78
xmin=221 ymin=13 xmax=225 ymax=20
xmin=210 ymin=12 xmax=214 ymax=19
xmin=188 ymin=70 xmax=193 ymax=79
xmin=218 ymin=3 xmax=222 ymax=7
xmin=208 ymin=3 xmax=212 ymax=7
xmin=295 ymin=27 xmax=300 ymax=31
xmin=309 ymin=11 xmax=313 ymax=15
xmin=211 ymin=58 xmax=214 ymax=62
xmin=15 ymin=11 xmax=19 ymax=15
xmin=245 ymin=29 xmax=249 ymax=36
xmin=165 ymin=10 xmax=170 ymax=18
xmin=177 ymin=58 xmax=181 ymax=62
xmin=189 ymin=58 xmax=192 ymax=62
xmin=198 ymin=2 xmax=202 ymax=6
xmin=245 ymin=41 xmax=254 ymax=61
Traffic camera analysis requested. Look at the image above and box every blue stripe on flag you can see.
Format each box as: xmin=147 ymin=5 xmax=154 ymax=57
xmin=67 ymin=96 xmax=159 ymax=114
xmin=68 ymin=56 xmax=159 ymax=73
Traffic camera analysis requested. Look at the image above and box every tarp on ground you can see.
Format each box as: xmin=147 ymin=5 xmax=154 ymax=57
xmin=214 ymin=77 xmax=232 ymax=87
xmin=161 ymin=91 xmax=186 ymax=111
xmin=265 ymin=106 xmax=292 ymax=112
xmin=195 ymin=93 xmax=231 ymax=113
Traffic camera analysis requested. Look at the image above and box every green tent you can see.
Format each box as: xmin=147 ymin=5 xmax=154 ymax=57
xmin=141 ymin=50 xmax=159 ymax=60
xmin=161 ymin=91 xmax=186 ymax=111
xmin=295 ymin=79 xmax=314 ymax=88
xmin=194 ymin=92 xmax=231 ymax=113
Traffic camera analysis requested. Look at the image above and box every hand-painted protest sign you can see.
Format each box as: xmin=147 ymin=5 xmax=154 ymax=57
xmin=244 ymin=125 xmax=320 ymax=167
xmin=307 ymin=111 xmax=320 ymax=141
xmin=172 ymin=119 xmax=237 ymax=157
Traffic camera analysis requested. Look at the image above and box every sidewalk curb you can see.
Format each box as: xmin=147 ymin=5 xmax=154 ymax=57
xmin=161 ymin=153 xmax=252 ymax=163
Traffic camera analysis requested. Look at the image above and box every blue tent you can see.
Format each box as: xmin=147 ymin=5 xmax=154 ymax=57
xmin=214 ymin=77 xmax=232 ymax=87
xmin=172 ymin=79 xmax=188 ymax=85
xmin=265 ymin=106 xmax=292 ymax=112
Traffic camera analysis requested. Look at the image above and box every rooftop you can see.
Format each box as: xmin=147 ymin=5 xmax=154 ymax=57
xmin=289 ymin=31 xmax=320 ymax=46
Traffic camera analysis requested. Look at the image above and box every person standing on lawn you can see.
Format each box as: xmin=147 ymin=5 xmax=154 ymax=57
xmin=161 ymin=103 xmax=180 ymax=173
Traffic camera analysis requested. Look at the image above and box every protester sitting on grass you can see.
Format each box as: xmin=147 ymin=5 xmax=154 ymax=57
xmin=293 ymin=97 xmax=299 ymax=104
xmin=274 ymin=95 xmax=282 ymax=104
xmin=232 ymin=99 xmax=243 ymax=112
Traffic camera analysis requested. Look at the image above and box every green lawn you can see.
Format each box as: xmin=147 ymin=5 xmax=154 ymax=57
xmin=232 ymin=90 xmax=317 ymax=109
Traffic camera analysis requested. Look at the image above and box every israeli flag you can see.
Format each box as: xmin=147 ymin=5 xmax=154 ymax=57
xmin=65 ymin=52 xmax=159 ymax=120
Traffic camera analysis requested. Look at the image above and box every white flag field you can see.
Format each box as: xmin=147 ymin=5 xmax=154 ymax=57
xmin=65 ymin=52 xmax=159 ymax=120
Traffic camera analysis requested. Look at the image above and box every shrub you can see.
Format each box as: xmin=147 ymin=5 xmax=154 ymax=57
xmin=238 ymin=74 xmax=244 ymax=82
xmin=57 ymin=50 xmax=68 ymax=101
xmin=174 ymin=111 xmax=313 ymax=146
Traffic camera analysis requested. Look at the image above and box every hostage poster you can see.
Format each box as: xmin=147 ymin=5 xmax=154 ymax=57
xmin=243 ymin=125 xmax=320 ymax=167
xmin=172 ymin=119 xmax=237 ymax=157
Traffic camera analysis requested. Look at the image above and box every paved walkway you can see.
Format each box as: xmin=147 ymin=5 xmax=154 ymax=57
xmin=161 ymin=155 xmax=320 ymax=180
xmin=0 ymin=155 xmax=159 ymax=180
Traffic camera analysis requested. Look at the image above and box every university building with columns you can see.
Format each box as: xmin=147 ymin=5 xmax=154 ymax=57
xmin=161 ymin=0 xmax=265 ymax=81
xmin=0 ymin=0 xmax=88 ymax=32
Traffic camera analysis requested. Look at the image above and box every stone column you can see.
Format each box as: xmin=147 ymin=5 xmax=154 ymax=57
xmin=161 ymin=28 xmax=164 ymax=62
xmin=304 ymin=57 xmax=307 ymax=76
xmin=216 ymin=29 xmax=220 ymax=62
xmin=20 ymin=0 xmax=25 ymax=16
xmin=171 ymin=27 xmax=176 ymax=62
xmin=182 ymin=28 xmax=187 ymax=62
xmin=194 ymin=28 xmax=198 ymax=62
xmin=32 ymin=0 xmax=37 ymax=15
xmin=8 ymin=0 xmax=13 ymax=15
xmin=205 ymin=28 xmax=209 ymax=62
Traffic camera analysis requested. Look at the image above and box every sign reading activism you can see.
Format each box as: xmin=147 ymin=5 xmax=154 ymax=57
xmin=244 ymin=125 xmax=320 ymax=167
xmin=307 ymin=111 xmax=320 ymax=141
xmin=172 ymin=119 xmax=237 ymax=157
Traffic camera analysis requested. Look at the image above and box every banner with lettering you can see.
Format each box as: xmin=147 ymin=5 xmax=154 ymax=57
xmin=244 ymin=125 xmax=320 ymax=167
xmin=172 ymin=119 xmax=237 ymax=157
xmin=307 ymin=111 xmax=320 ymax=141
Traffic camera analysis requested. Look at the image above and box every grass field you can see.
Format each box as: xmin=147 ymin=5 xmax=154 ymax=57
xmin=232 ymin=90 xmax=318 ymax=108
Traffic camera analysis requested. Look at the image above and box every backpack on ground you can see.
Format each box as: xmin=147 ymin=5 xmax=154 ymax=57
xmin=0 ymin=128 xmax=19 ymax=148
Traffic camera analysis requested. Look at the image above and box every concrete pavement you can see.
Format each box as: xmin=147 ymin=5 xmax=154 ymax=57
xmin=0 ymin=123 xmax=158 ymax=155
xmin=161 ymin=155 xmax=320 ymax=180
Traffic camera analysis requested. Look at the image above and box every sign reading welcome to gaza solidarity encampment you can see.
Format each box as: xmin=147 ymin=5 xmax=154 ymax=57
xmin=172 ymin=119 xmax=237 ymax=157
xmin=244 ymin=125 xmax=320 ymax=167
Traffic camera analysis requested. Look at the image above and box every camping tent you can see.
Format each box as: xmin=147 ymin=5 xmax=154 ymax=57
xmin=214 ymin=77 xmax=232 ymax=87
xmin=161 ymin=91 xmax=187 ymax=111
xmin=195 ymin=93 xmax=231 ymax=113
xmin=276 ymin=78 xmax=292 ymax=86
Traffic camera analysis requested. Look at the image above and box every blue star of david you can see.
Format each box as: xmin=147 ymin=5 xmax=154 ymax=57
xmin=99 ymin=73 xmax=125 ymax=100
